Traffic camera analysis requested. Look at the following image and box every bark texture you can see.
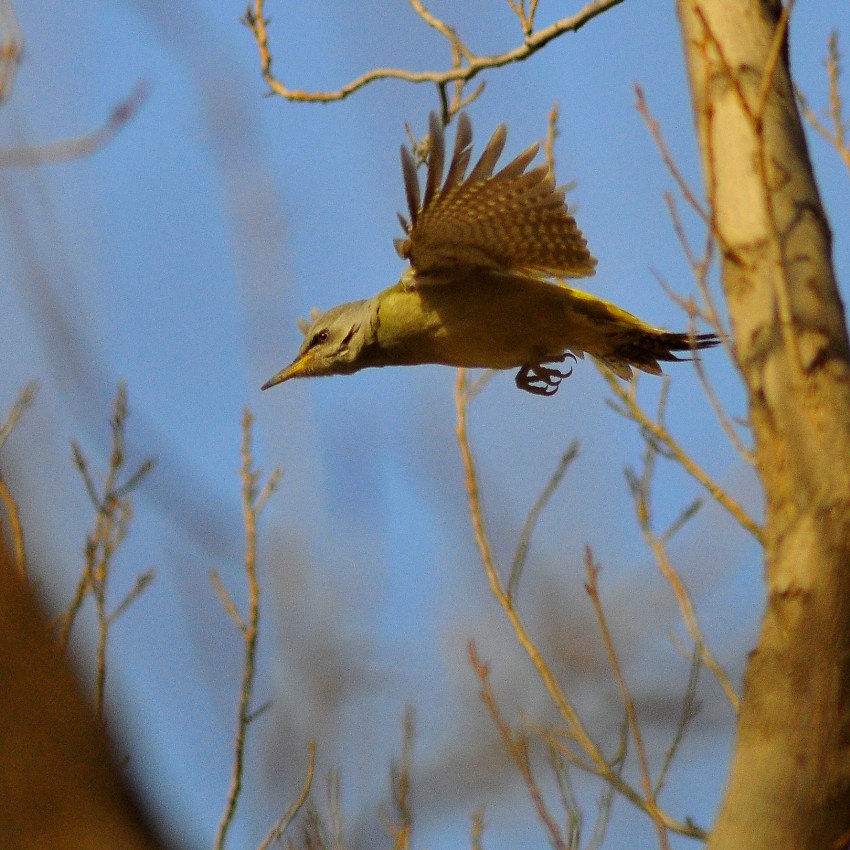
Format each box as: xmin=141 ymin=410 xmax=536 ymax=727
xmin=678 ymin=1 xmax=850 ymax=848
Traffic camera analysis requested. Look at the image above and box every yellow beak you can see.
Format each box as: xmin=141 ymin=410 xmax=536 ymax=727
xmin=261 ymin=350 xmax=315 ymax=390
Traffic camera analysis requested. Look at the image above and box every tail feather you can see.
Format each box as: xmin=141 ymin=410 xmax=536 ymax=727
xmin=594 ymin=329 xmax=720 ymax=380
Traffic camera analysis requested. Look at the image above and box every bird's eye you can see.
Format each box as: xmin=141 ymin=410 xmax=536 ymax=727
xmin=311 ymin=329 xmax=329 ymax=347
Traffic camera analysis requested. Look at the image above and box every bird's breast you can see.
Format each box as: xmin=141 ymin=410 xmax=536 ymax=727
xmin=373 ymin=273 xmax=585 ymax=369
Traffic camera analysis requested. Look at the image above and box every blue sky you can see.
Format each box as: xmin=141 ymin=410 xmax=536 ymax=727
xmin=1 ymin=1 xmax=846 ymax=848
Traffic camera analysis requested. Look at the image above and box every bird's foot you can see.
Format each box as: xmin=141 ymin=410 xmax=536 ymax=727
xmin=515 ymin=354 xmax=577 ymax=396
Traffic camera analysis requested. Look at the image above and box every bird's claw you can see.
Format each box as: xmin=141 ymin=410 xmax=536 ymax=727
xmin=515 ymin=354 xmax=577 ymax=396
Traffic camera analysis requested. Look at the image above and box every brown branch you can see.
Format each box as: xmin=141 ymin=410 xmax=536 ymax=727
xmin=654 ymin=648 xmax=702 ymax=796
xmin=0 ymin=474 xmax=25 ymax=577
xmin=602 ymin=369 xmax=763 ymax=542
xmin=244 ymin=0 xmax=626 ymax=103
xmin=584 ymin=550 xmax=671 ymax=850
xmin=753 ymin=0 xmax=794 ymax=121
xmin=797 ymin=31 xmax=850 ymax=176
xmin=659 ymin=192 xmax=724 ymax=333
xmin=507 ymin=441 xmax=578 ymax=599
xmin=53 ymin=386 xmax=154 ymax=720
xmin=455 ymin=369 xmax=706 ymax=840
xmin=383 ymin=707 xmax=416 ymax=850
xmin=0 ymin=381 xmax=36 ymax=451
xmin=626 ymin=419 xmax=741 ymax=711
xmin=507 ymin=0 xmax=542 ymax=39
xmin=469 ymin=807 xmax=486 ymax=850
xmin=635 ymin=84 xmax=712 ymax=229
xmin=0 ymin=0 xmax=22 ymax=106
xmin=214 ymin=408 xmax=281 ymax=850
xmin=257 ymin=741 xmax=317 ymax=850
xmin=0 ymin=81 xmax=149 ymax=167
xmin=0 ymin=382 xmax=36 ymax=577
xmin=651 ymin=254 xmax=754 ymax=466
xmin=469 ymin=641 xmax=567 ymax=850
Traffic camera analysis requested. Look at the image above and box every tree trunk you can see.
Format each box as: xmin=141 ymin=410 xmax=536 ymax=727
xmin=677 ymin=1 xmax=850 ymax=847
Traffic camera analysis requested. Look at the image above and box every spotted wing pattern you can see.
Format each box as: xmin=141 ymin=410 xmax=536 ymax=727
xmin=394 ymin=112 xmax=597 ymax=280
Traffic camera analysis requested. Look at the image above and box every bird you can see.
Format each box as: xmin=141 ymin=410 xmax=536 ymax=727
xmin=262 ymin=112 xmax=719 ymax=396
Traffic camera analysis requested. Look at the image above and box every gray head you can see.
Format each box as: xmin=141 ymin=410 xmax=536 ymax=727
xmin=261 ymin=300 xmax=374 ymax=389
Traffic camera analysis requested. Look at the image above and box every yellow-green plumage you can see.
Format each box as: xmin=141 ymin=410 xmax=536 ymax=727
xmin=262 ymin=112 xmax=718 ymax=395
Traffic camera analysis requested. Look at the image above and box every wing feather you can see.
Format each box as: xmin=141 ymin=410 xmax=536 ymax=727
xmin=443 ymin=112 xmax=473 ymax=190
xmin=466 ymin=123 xmax=507 ymax=182
xmin=400 ymin=144 xmax=420 ymax=226
xmin=396 ymin=112 xmax=597 ymax=279
xmin=421 ymin=112 xmax=445 ymax=210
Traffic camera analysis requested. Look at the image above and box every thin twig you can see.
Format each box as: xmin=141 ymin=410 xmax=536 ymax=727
xmin=257 ymin=741 xmax=317 ymax=850
xmin=0 ymin=382 xmax=37 ymax=451
xmin=214 ymin=408 xmax=281 ymax=850
xmin=0 ymin=0 xmax=22 ymax=106
xmin=544 ymin=102 xmax=559 ymax=174
xmin=546 ymin=744 xmax=583 ymax=849
xmin=107 ymin=568 xmax=155 ymax=625
xmin=0 ymin=474 xmax=25 ymax=577
xmin=602 ymin=368 xmax=762 ymax=542
xmin=0 ymin=81 xmax=149 ymax=166
xmin=635 ymin=85 xmax=711 ymax=227
xmin=584 ymin=550 xmax=671 ymax=850
xmin=754 ymin=0 xmax=795 ymax=122
xmin=210 ymin=569 xmax=246 ymax=632
xmin=654 ymin=649 xmax=702 ymax=796
xmin=797 ymin=31 xmax=850 ymax=176
xmin=384 ymin=707 xmax=415 ymax=850
xmin=469 ymin=641 xmax=567 ymax=850
xmin=627 ymin=425 xmax=741 ymax=711
xmin=470 ymin=806 xmax=486 ymax=850
xmin=244 ymin=0 xmax=625 ymax=103
xmin=508 ymin=442 xmax=578 ymax=599
xmin=0 ymin=384 xmax=36 ymax=575
xmin=455 ymin=370 xmax=706 ymax=840
xmin=660 ymin=192 xmax=724 ymax=333
xmin=56 ymin=386 xmax=154 ymax=718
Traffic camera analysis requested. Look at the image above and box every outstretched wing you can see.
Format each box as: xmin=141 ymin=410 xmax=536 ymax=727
xmin=394 ymin=112 xmax=597 ymax=280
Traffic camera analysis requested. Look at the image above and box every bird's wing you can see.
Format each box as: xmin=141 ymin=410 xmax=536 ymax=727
xmin=394 ymin=112 xmax=597 ymax=280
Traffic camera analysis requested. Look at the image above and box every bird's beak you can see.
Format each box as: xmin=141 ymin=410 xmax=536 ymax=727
xmin=261 ymin=351 xmax=314 ymax=390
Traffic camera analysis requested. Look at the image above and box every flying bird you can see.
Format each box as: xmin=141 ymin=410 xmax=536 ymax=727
xmin=262 ymin=113 xmax=718 ymax=396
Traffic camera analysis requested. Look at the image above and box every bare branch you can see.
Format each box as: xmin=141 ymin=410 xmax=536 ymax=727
xmin=625 ymin=415 xmax=741 ymax=712
xmin=214 ymin=408 xmax=283 ymax=850
xmin=584 ymin=550 xmax=672 ymax=850
xmin=0 ymin=475 xmax=25 ymax=576
xmin=0 ymin=383 xmax=37 ymax=577
xmin=508 ymin=442 xmax=578 ymax=599
xmin=257 ymin=741 xmax=317 ymax=850
xmin=381 ymin=707 xmax=416 ymax=850
xmin=0 ymin=81 xmax=149 ymax=167
xmin=602 ymin=368 xmax=762 ymax=542
xmin=469 ymin=641 xmax=567 ymax=850
xmin=456 ymin=370 xmax=707 ymax=840
xmin=0 ymin=0 xmax=22 ymax=105
xmin=210 ymin=570 xmax=245 ymax=632
xmin=654 ymin=650 xmax=702 ymax=796
xmin=56 ymin=386 xmax=154 ymax=718
xmin=244 ymin=0 xmax=625 ymax=104
xmin=0 ymin=381 xmax=36 ymax=451
xmin=107 ymin=568 xmax=155 ymax=625
xmin=797 ymin=31 xmax=850 ymax=176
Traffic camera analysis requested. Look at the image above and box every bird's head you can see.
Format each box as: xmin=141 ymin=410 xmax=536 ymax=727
xmin=261 ymin=300 xmax=372 ymax=390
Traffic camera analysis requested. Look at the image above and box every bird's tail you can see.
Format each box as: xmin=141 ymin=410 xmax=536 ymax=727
xmin=592 ymin=328 xmax=720 ymax=380
xmin=562 ymin=286 xmax=720 ymax=380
